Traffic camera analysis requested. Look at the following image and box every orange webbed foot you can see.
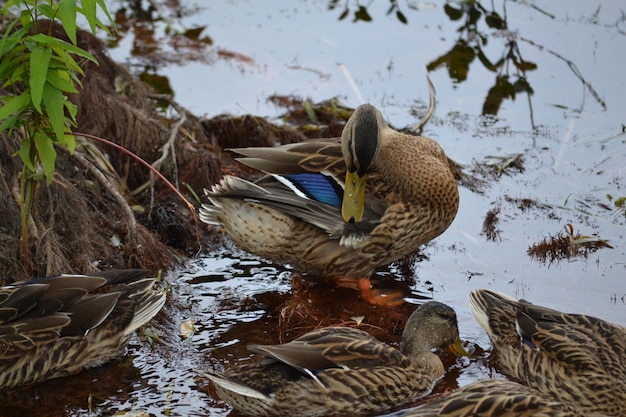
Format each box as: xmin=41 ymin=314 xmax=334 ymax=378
xmin=357 ymin=278 xmax=405 ymax=306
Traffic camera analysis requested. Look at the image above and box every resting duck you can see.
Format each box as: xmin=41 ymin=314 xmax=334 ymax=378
xmin=469 ymin=289 xmax=626 ymax=417
xmin=201 ymin=301 xmax=469 ymax=417
xmin=200 ymin=104 xmax=459 ymax=305
xmin=404 ymin=379 xmax=588 ymax=417
xmin=0 ymin=269 xmax=165 ymax=389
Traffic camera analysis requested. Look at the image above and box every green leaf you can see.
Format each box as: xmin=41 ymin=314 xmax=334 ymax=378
xmin=0 ymin=112 xmax=21 ymax=133
xmin=64 ymin=100 xmax=78 ymax=120
xmin=303 ymin=101 xmax=318 ymax=124
xmin=0 ymin=46 xmax=28 ymax=84
xmin=29 ymin=46 xmax=52 ymax=113
xmin=29 ymin=33 xmax=98 ymax=64
xmin=18 ymin=8 xmax=33 ymax=28
xmin=81 ymin=0 xmax=98 ymax=34
xmin=96 ymin=0 xmax=117 ymax=33
xmin=37 ymin=3 xmax=57 ymax=20
xmin=45 ymin=68 xmax=79 ymax=93
xmin=0 ymin=16 xmax=24 ymax=55
xmin=0 ymin=42 xmax=26 ymax=66
xmin=49 ymin=51 xmax=83 ymax=74
xmin=0 ymin=92 xmax=30 ymax=121
xmin=16 ymin=134 xmax=35 ymax=171
xmin=63 ymin=133 xmax=76 ymax=154
xmin=6 ymin=64 xmax=27 ymax=87
xmin=59 ymin=0 xmax=78 ymax=44
xmin=42 ymin=82 xmax=66 ymax=143
xmin=34 ymin=130 xmax=57 ymax=184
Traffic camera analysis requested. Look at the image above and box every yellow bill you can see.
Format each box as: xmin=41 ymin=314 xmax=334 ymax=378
xmin=448 ymin=337 xmax=474 ymax=357
xmin=342 ymin=170 xmax=367 ymax=223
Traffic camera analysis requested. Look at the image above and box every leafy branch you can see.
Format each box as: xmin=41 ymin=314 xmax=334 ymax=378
xmin=0 ymin=0 xmax=115 ymax=268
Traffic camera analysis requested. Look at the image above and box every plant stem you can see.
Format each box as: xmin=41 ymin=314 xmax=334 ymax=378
xmin=19 ymin=166 xmax=35 ymax=272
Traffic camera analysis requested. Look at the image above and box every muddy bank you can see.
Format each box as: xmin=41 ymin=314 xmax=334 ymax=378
xmin=0 ymin=20 xmax=337 ymax=283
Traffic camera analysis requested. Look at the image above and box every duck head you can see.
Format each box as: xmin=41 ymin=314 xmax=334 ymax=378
xmin=341 ymin=104 xmax=384 ymax=223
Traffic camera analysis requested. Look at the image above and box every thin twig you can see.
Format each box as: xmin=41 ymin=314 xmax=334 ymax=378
xmin=410 ymin=70 xmax=437 ymax=134
xmin=520 ymin=36 xmax=607 ymax=110
xmin=72 ymin=132 xmax=203 ymax=252
xmin=146 ymin=94 xmax=188 ymax=219
xmin=72 ymin=149 xmax=138 ymax=244
xmin=73 ymin=132 xmax=197 ymax=219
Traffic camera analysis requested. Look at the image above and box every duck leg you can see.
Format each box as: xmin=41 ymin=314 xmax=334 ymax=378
xmin=357 ymin=278 xmax=406 ymax=306
xmin=335 ymin=276 xmax=404 ymax=306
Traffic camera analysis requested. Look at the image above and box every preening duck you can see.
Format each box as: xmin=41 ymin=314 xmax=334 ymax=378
xmin=200 ymin=104 xmax=459 ymax=305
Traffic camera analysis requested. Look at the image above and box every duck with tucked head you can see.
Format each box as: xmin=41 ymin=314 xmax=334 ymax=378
xmin=0 ymin=270 xmax=165 ymax=389
xmin=469 ymin=289 xmax=626 ymax=417
xmin=200 ymin=104 xmax=459 ymax=305
xmin=403 ymin=379 xmax=590 ymax=417
xmin=201 ymin=301 xmax=470 ymax=417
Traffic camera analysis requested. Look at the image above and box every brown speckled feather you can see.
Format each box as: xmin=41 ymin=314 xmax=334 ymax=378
xmin=404 ymin=379 xmax=594 ymax=417
xmin=470 ymin=289 xmax=625 ymax=416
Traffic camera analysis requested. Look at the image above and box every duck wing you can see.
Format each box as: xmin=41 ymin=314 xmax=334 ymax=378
xmin=249 ymin=326 xmax=408 ymax=376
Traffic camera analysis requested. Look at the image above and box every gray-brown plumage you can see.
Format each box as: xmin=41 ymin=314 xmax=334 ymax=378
xmin=0 ymin=269 xmax=166 ymax=389
xmin=200 ymin=104 xmax=459 ymax=304
xmin=469 ymin=289 xmax=626 ymax=416
xmin=201 ymin=301 xmax=469 ymax=417
xmin=402 ymin=379 xmax=596 ymax=417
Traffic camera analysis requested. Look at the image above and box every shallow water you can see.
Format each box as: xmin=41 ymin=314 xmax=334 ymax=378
xmin=3 ymin=1 xmax=625 ymax=416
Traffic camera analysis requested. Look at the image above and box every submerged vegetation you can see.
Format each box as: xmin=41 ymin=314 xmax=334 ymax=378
xmin=528 ymin=223 xmax=613 ymax=265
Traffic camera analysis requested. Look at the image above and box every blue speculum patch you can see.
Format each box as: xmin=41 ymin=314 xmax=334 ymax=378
xmin=285 ymin=173 xmax=343 ymax=207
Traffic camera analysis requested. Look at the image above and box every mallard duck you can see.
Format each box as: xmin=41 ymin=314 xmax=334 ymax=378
xmin=0 ymin=269 xmax=166 ymax=389
xmin=469 ymin=289 xmax=626 ymax=416
xmin=200 ymin=104 xmax=459 ymax=305
xmin=402 ymin=379 xmax=589 ymax=417
xmin=201 ymin=301 xmax=470 ymax=417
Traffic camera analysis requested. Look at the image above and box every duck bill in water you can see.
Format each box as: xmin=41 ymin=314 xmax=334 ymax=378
xmin=342 ymin=170 xmax=367 ymax=223
xmin=448 ymin=337 xmax=473 ymax=357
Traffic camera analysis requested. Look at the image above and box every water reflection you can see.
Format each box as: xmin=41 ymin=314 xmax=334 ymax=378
xmin=0 ymin=355 xmax=141 ymax=417
xmin=108 ymin=1 xmax=214 ymax=96
xmin=104 ymin=0 xmax=611 ymax=130
xmin=426 ymin=1 xmax=538 ymax=124
xmin=329 ymin=0 xmax=413 ymax=24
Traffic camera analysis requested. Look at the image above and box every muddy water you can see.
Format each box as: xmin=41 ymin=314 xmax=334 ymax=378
xmin=2 ymin=1 xmax=625 ymax=416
